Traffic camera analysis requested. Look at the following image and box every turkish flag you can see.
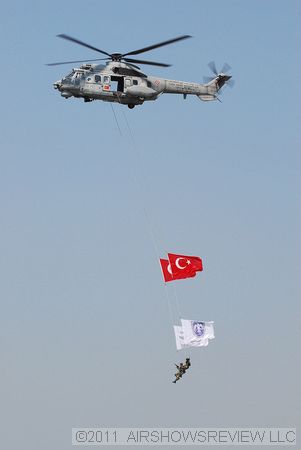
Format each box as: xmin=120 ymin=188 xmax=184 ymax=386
xmin=160 ymin=257 xmax=198 ymax=282
xmin=168 ymin=253 xmax=203 ymax=278
xmin=159 ymin=258 xmax=173 ymax=282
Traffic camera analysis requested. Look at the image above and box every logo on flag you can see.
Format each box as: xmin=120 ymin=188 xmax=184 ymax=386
xmin=192 ymin=321 xmax=205 ymax=337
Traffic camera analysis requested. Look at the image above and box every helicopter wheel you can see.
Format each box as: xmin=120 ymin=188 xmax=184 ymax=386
xmin=128 ymin=103 xmax=135 ymax=109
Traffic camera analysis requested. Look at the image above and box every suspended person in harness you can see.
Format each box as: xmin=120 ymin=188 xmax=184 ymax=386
xmin=183 ymin=357 xmax=191 ymax=370
xmin=172 ymin=362 xmax=186 ymax=383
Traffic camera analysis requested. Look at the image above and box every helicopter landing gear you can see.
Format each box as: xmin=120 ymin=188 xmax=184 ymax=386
xmin=128 ymin=103 xmax=135 ymax=109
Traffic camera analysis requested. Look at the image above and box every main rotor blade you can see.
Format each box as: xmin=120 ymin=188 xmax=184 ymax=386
xmin=122 ymin=62 xmax=141 ymax=70
xmin=57 ymin=34 xmax=111 ymax=57
xmin=46 ymin=58 xmax=107 ymax=66
xmin=123 ymin=35 xmax=192 ymax=57
xmin=124 ymin=57 xmax=171 ymax=67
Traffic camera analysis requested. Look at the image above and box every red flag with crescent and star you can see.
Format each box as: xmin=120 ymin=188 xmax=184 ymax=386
xmin=167 ymin=253 xmax=203 ymax=279
xmin=159 ymin=258 xmax=174 ymax=282
xmin=160 ymin=254 xmax=202 ymax=282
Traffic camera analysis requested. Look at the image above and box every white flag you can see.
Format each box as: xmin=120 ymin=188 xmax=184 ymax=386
xmin=174 ymin=325 xmax=189 ymax=350
xmin=181 ymin=319 xmax=215 ymax=347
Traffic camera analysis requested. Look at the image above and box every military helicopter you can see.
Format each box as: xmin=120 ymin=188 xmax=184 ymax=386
xmin=47 ymin=34 xmax=233 ymax=109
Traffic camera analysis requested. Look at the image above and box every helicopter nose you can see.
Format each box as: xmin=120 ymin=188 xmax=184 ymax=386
xmin=53 ymin=81 xmax=61 ymax=90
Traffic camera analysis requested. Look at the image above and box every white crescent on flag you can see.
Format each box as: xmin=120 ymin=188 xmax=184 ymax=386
xmin=175 ymin=257 xmax=189 ymax=269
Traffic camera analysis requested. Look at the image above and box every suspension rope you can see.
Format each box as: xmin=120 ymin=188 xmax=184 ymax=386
xmin=172 ymin=282 xmax=182 ymax=321
xmin=109 ymin=103 xmax=122 ymax=136
xmin=117 ymin=108 xmax=178 ymax=329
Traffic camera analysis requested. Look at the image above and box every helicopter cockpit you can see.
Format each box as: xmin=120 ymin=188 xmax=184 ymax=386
xmin=62 ymin=70 xmax=84 ymax=84
xmin=61 ymin=70 xmax=74 ymax=83
xmin=54 ymin=69 xmax=86 ymax=98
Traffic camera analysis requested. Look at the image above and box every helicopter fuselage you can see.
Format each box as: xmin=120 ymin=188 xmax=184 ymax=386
xmin=53 ymin=61 xmax=223 ymax=108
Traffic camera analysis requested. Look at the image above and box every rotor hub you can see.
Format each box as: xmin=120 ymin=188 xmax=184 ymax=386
xmin=111 ymin=53 xmax=123 ymax=61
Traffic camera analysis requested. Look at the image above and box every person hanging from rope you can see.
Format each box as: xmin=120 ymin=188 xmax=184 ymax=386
xmin=183 ymin=357 xmax=191 ymax=370
xmin=172 ymin=359 xmax=192 ymax=383
xmin=172 ymin=372 xmax=181 ymax=383
xmin=176 ymin=362 xmax=186 ymax=374
xmin=172 ymin=362 xmax=186 ymax=383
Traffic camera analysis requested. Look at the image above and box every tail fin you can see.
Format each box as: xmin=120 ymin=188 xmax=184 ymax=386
xmin=198 ymin=74 xmax=232 ymax=101
xmin=206 ymin=74 xmax=232 ymax=92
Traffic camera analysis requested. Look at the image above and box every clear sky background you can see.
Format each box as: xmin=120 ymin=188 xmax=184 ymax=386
xmin=0 ymin=1 xmax=300 ymax=449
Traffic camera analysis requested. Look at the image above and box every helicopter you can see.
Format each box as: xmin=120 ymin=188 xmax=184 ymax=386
xmin=47 ymin=34 xmax=233 ymax=109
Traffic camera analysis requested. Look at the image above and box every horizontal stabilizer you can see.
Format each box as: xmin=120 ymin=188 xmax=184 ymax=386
xmin=198 ymin=94 xmax=215 ymax=102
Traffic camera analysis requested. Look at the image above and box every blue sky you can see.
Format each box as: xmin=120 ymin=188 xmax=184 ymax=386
xmin=0 ymin=1 xmax=300 ymax=449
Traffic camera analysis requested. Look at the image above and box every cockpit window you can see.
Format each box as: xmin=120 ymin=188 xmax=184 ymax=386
xmin=64 ymin=70 xmax=74 ymax=80
xmin=73 ymin=72 xmax=82 ymax=84
xmin=95 ymin=75 xmax=101 ymax=82
xmin=133 ymin=79 xmax=138 ymax=85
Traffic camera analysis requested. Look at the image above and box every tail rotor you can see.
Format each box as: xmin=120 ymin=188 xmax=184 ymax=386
xmin=204 ymin=61 xmax=235 ymax=89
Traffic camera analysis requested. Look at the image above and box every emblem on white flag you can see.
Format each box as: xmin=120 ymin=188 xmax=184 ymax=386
xmin=174 ymin=320 xmax=215 ymax=350
xmin=181 ymin=319 xmax=215 ymax=347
